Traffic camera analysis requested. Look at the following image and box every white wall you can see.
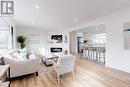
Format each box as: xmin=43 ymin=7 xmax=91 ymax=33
xmin=106 ymin=8 xmax=130 ymax=73
xmin=16 ymin=27 xmax=48 ymax=52
xmin=70 ymin=7 xmax=130 ymax=73
xmin=70 ymin=31 xmax=77 ymax=54
xmin=16 ymin=28 xmax=70 ymax=54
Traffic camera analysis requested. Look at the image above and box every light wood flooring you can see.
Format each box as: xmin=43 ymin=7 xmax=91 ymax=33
xmin=10 ymin=56 xmax=130 ymax=87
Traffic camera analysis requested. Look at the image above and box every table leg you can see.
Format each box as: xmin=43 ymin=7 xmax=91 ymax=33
xmin=8 ymin=67 xmax=10 ymax=87
xmin=8 ymin=67 xmax=10 ymax=81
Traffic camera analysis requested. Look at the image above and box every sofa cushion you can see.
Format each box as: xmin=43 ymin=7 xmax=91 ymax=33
xmin=29 ymin=54 xmax=36 ymax=59
xmin=12 ymin=52 xmax=21 ymax=58
xmin=11 ymin=52 xmax=28 ymax=60
xmin=3 ymin=54 xmax=20 ymax=65
xmin=20 ymin=52 xmax=28 ymax=60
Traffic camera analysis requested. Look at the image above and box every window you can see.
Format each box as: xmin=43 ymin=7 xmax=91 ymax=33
xmin=0 ymin=28 xmax=10 ymax=50
xmin=93 ymin=33 xmax=106 ymax=44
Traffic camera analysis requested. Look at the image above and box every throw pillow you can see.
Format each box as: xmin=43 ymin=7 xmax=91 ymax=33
xmin=12 ymin=52 xmax=27 ymax=60
xmin=21 ymin=52 xmax=28 ymax=60
xmin=12 ymin=52 xmax=20 ymax=59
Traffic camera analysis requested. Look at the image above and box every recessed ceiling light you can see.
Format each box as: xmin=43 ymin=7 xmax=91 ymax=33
xmin=32 ymin=21 xmax=35 ymax=24
xmin=35 ymin=5 xmax=39 ymax=9
xmin=74 ymin=18 xmax=78 ymax=22
xmin=58 ymin=26 xmax=63 ymax=29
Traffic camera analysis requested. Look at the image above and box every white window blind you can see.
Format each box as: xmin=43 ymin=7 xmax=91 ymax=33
xmin=0 ymin=28 xmax=9 ymax=50
xmin=93 ymin=33 xmax=106 ymax=44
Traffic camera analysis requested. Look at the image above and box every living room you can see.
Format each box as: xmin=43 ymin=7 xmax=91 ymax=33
xmin=0 ymin=0 xmax=130 ymax=87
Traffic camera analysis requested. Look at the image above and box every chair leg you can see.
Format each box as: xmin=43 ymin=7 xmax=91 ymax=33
xmin=57 ymin=74 xmax=60 ymax=84
xmin=73 ymin=70 xmax=76 ymax=78
xmin=104 ymin=52 xmax=105 ymax=65
xmin=88 ymin=50 xmax=90 ymax=58
xmin=95 ymin=51 xmax=97 ymax=61
xmin=91 ymin=50 xmax=92 ymax=60
xmin=36 ymin=72 xmax=38 ymax=76
xmin=51 ymin=67 xmax=53 ymax=76
xmin=99 ymin=53 xmax=101 ymax=62
xmin=92 ymin=51 xmax=94 ymax=61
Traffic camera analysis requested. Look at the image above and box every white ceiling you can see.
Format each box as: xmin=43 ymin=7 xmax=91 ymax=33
xmin=76 ymin=24 xmax=106 ymax=33
xmin=12 ymin=0 xmax=130 ymax=30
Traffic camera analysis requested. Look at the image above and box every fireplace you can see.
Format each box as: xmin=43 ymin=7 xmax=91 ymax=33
xmin=50 ymin=48 xmax=62 ymax=53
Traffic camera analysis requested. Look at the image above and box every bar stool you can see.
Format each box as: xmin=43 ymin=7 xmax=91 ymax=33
xmin=87 ymin=47 xmax=91 ymax=59
xmin=92 ymin=48 xmax=97 ymax=61
xmin=96 ymin=47 xmax=106 ymax=64
xmin=87 ymin=47 xmax=95 ymax=60
xmin=82 ymin=48 xmax=88 ymax=58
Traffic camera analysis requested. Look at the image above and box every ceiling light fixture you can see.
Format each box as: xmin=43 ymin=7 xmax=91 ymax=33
xmin=35 ymin=5 xmax=39 ymax=9
xmin=74 ymin=18 xmax=78 ymax=22
xmin=32 ymin=21 xmax=35 ymax=24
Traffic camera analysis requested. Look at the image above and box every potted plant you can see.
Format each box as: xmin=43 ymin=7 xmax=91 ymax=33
xmin=17 ymin=36 xmax=27 ymax=49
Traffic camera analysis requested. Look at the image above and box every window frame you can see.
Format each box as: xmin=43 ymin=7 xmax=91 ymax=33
xmin=93 ymin=33 xmax=106 ymax=44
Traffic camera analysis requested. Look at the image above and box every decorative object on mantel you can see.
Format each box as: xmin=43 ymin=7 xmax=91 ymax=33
xmin=124 ymin=22 xmax=130 ymax=50
xmin=51 ymin=35 xmax=62 ymax=43
xmin=17 ymin=36 xmax=27 ymax=49
xmin=62 ymin=50 xmax=68 ymax=55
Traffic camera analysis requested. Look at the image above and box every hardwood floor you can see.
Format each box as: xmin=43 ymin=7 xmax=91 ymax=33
xmin=10 ymin=56 xmax=130 ymax=87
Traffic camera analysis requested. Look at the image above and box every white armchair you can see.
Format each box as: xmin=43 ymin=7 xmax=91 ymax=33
xmin=52 ymin=55 xmax=75 ymax=83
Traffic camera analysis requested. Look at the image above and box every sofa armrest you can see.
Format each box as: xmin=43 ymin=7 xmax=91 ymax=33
xmin=3 ymin=55 xmax=40 ymax=77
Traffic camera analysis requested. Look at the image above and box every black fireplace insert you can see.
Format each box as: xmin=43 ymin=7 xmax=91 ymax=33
xmin=50 ymin=48 xmax=62 ymax=52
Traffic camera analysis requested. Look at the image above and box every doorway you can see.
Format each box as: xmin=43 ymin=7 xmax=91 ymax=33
xmin=77 ymin=37 xmax=83 ymax=54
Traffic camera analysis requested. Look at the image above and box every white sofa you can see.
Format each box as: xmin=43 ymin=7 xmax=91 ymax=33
xmin=3 ymin=50 xmax=40 ymax=78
